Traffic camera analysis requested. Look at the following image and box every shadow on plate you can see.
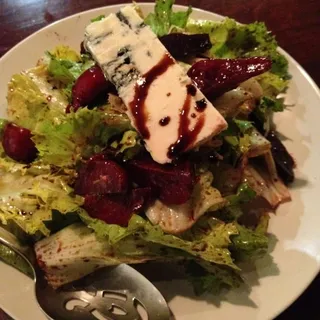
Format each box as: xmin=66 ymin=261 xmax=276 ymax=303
xmin=133 ymin=235 xmax=280 ymax=310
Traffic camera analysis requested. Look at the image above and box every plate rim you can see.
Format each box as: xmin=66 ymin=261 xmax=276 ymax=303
xmin=0 ymin=2 xmax=319 ymax=320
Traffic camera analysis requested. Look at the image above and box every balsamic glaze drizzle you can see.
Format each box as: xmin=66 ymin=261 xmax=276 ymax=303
xmin=129 ymin=54 xmax=175 ymax=139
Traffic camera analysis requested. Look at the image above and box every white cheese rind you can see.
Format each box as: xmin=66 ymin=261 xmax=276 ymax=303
xmin=85 ymin=5 xmax=227 ymax=164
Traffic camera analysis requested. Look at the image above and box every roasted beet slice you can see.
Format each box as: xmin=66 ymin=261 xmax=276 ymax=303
xmin=84 ymin=194 xmax=133 ymax=226
xmin=2 ymin=123 xmax=38 ymax=163
xmin=75 ymin=157 xmax=128 ymax=195
xmin=84 ymin=187 xmax=151 ymax=226
xmin=159 ymin=183 xmax=194 ymax=206
xmin=159 ymin=33 xmax=212 ymax=59
xmin=267 ymin=131 xmax=295 ymax=184
xmin=131 ymin=187 xmax=153 ymax=211
xmin=70 ymin=65 xmax=115 ymax=112
xmin=187 ymin=57 xmax=272 ymax=99
xmin=128 ymin=157 xmax=195 ymax=205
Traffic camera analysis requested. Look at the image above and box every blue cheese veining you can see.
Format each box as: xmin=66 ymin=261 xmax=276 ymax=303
xmin=84 ymin=5 xmax=227 ymax=164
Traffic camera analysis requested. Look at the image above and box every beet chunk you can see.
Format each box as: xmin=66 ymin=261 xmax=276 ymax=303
xmin=187 ymin=57 xmax=272 ymax=99
xmin=159 ymin=33 xmax=212 ymax=59
xmin=75 ymin=157 xmax=128 ymax=196
xmin=84 ymin=194 xmax=133 ymax=226
xmin=70 ymin=65 xmax=115 ymax=112
xmin=128 ymin=157 xmax=195 ymax=205
xmin=2 ymin=123 xmax=37 ymax=163
xmin=267 ymin=131 xmax=295 ymax=184
xmin=84 ymin=187 xmax=152 ymax=226
xmin=131 ymin=187 xmax=153 ymax=211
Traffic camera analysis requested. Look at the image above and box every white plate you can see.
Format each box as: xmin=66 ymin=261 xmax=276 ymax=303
xmin=0 ymin=3 xmax=319 ymax=320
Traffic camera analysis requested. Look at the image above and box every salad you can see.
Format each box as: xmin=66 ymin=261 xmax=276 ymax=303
xmin=0 ymin=0 xmax=295 ymax=296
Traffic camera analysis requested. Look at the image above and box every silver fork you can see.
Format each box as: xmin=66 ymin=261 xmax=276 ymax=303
xmin=0 ymin=226 xmax=171 ymax=320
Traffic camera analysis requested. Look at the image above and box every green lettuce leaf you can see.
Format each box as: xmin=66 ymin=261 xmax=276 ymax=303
xmin=0 ymin=156 xmax=83 ymax=236
xmin=91 ymin=15 xmax=105 ymax=22
xmin=34 ymin=222 xmax=181 ymax=288
xmin=186 ymin=18 xmax=237 ymax=58
xmin=145 ymin=0 xmax=192 ymax=36
xmin=46 ymin=46 xmax=95 ymax=101
xmin=254 ymin=96 xmax=285 ymax=126
xmin=220 ymin=117 xmax=272 ymax=162
xmin=43 ymin=210 xmax=81 ymax=234
xmin=256 ymin=71 xmax=289 ymax=98
xmin=214 ymin=183 xmax=257 ymax=222
xmin=142 ymin=219 xmax=239 ymax=269
xmin=226 ymin=21 xmax=288 ymax=78
xmin=80 ymin=206 xmax=239 ymax=269
xmin=226 ymin=183 xmax=257 ymax=206
xmin=220 ymin=120 xmax=253 ymax=160
xmin=170 ymin=7 xmax=192 ymax=28
xmin=110 ymin=130 xmax=143 ymax=160
xmin=231 ymin=224 xmax=269 ymax=260
xmin=185 ymin=260 xmax=242 ymax=295
xmin=233 ymin=119 xmax=253 ymax=134
xmin=50 ymin=45 xmax=80 ymax=62
xmin=48 ymin=58 xmax=81 ymax=85
xmin=7 ymin=65 xmax=67 ymax=130
xmin=79 ymin=212 xmax=146 ymax=244
xmin=32 ymin=106 xmax=131 ymax=167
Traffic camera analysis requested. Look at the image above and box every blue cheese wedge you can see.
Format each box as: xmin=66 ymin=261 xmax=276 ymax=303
xmin=85 ymin=5 xmax=227 ymax=164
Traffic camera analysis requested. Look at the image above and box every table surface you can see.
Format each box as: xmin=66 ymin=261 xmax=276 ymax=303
xmin=0 ymin=0 xmax=319 ymax=319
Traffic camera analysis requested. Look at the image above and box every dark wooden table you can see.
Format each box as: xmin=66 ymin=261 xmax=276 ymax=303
xmin=0 ymin=0 xmax=319 ymax=319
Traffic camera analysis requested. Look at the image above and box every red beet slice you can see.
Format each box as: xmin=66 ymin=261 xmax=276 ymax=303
xmin=187 ymin=57 xmax=272 ymax=99
xmin=128 ymin=157 xmax=195 ymax=205
xmin=84 ymin=187 xmax=151 ymax=226
xmin=159 ymin=33 xmax=212 ymax=59
xmin=84 ymin=194 xmax=133 ymax=226
xmin=267 ymin=131 xmax=295 ymax=185
xmin=75 ymin=157 xmax=128 ymax=196
xmin=70 ymin=65 xmax=115 ymax=112
xmin=158 ymin=183 xmax=193 ymax=206
xmin=131 ymin=187 xmax=153 ymax=211
xmin=2 ymin=123 xmax=37 ymax=163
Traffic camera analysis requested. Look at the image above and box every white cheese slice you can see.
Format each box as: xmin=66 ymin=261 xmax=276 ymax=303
xmin=85 ymin=5 xmax=227 ymax=164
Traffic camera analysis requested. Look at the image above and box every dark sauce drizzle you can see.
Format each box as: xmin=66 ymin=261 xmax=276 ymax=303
xmin=195 ymin=98 xmax=207 ymax=112
xmin=168 ymin=85 xmax=205 ymax=159
xmin=159 ymin=116 xmax=171 ymax=126
xmin=129 ymin=54 xmax=175 ymax=139
xmin=186 ymin=84 xmax=197 ymax=96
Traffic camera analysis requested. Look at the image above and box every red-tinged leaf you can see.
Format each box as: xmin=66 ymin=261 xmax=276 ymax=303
xmin=188 ymin=57 xmax=272 ymax=99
